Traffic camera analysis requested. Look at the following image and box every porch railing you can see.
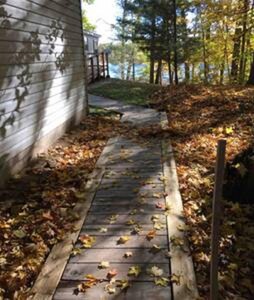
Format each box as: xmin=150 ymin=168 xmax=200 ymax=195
xmin=87 ymin=51 xmax=110 ymax=84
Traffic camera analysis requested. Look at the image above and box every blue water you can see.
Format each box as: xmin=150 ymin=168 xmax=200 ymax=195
xmin=109 ymin=63 xmax=185 ymax=83
xmin=109 ymin=63 xmax=148 ymax=80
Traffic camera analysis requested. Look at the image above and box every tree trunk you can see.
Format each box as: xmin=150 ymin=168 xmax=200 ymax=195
xmin=155 ymin=59 xmax=162 ymax=84
xmin=185 ymin=63 xmax=190 ymax=83
xmin=220 ymin=62 xmax=225 ymax=85
xmin=120 ymin=0 xmax=127 ymax=80
xmin=191 ymin=64 xmax=195 ymax=82
xmin=239 ymin=0 xmax=249 ymax=83
xmin=247 ymin=52 xmax=254 ymax=84
xmin=126 ymin=62 xmax=132 ymax=80
xmin=172 ymin=0 xmax=178 ymax=84
xmin=231 ymin=26 xmax=242 ymax=82
xmin=168 ymin=60 xmax=173 ymax=84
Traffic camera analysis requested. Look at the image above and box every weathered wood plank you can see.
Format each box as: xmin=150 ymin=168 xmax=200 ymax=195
xmin=62 ymin=263 xmax=170 ymax=281
xmin=81 ymin=224 xmax=167 ymax=236
xmin=70 ymin=248 xmax=169 ymax=264
xmin=54 ymin=281 xmax=172 ymax=300
xmin=74 ymin=235 xmax=168 ymax=249
xmin=85 ymin=213 xmax=166 ymax=225
xmin=89 ymin=204 xmax=164 ymax=214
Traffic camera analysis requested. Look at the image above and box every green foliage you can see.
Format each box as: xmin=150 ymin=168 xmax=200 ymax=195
xmin=82 ymin=0 xmax=96 ymax=31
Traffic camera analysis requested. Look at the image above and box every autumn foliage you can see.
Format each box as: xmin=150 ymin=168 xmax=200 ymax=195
xmin=151 ymin=84 xmax=254 ymax=298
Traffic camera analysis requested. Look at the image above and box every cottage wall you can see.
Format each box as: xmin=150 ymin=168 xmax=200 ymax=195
xmin=0 ymin=0 xmax=87 ymax=184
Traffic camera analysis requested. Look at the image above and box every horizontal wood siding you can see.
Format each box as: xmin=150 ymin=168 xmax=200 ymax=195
xmin=0 ymin=0 xmax=87 ymax=184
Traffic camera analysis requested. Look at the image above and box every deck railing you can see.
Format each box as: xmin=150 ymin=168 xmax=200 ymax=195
xmin=87 ymin=51 xmax=110 ymax=84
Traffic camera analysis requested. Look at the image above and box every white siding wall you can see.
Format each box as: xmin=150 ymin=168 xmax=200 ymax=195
xmin=0 ymin=0 xmax=87 ymax=183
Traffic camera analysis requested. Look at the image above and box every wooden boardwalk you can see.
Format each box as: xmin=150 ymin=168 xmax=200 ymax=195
xmin=32 ymin=95 xmax=198 ymax=300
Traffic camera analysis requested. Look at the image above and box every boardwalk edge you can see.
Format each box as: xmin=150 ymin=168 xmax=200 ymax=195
xmin=160 ymin=112 xmax=199 ymax=300
xmin=29 ymin=138 xmax=118 ymax=300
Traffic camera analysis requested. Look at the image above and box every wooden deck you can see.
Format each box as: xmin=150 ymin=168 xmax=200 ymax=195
xmin=31 ymin=96 xmax=198 ymax=300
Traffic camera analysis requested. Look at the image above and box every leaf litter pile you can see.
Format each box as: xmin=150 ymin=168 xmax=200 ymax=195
xmin=151 ymin=84 xmax=254 ymax=299
xmin=0 ymin=111 xmax=128 ymax=299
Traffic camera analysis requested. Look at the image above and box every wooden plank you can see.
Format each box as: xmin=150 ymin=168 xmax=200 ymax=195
xmin=92 ymin=198 xmax=164 ymax=206
xmin=54 ymin=281 xmax=172 ymax=300
xmin=162 ymin=136 xmax=199 ymax=299
xmin=70 ymin=248 xmax=169 ymax=264
xmin=85 ymin=213 xmax=166 ymax=225
xmin=81 ymin=224 xmax=167 ymax=236
xmin=30 ymin=138 xmax=119 ymax=299
xmin=75 ymin=235 xmax=168 ymax=249
xmin=89 ymin=204 xmax=164 ymax=214
xmin=62 ymin=263 xmax=170 ymax=281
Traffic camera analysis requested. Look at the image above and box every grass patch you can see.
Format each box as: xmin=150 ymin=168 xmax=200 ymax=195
xmin=88 ymin=79 xmax=160 ymax=106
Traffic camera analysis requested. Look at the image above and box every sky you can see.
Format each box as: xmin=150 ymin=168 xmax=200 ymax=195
xmin=85 ymin=0 xmax=121 ymax=44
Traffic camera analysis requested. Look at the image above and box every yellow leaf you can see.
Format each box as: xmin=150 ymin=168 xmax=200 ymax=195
xmin=117 ymin=236 xmax=130 ymax=244
xmin=128 ymin=265 xmax=141 ymax=277
xmin=154 ymin=277 xmax=169 ymax=286
xmin=98 ymin=261 xmax=110 ymax=269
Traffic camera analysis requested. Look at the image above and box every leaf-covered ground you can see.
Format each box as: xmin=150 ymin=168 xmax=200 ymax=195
xmin=0 ymin=110 xmax=125 ymax=299
xmin=150 ymin=84 xmax=254 ymax=299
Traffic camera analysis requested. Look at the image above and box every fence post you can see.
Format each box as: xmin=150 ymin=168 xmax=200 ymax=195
xmin=210 ymin=139 xmax=226 ymax=300
xmin=90 ymin=57 xmax=94 ymax=82
xmin=105 ymin=52 xmax=110 ymax=78
xmin=102 ymin=52 xmax=105 ymax=78
xmin=96 ymin=54 xmax=100 ymax=79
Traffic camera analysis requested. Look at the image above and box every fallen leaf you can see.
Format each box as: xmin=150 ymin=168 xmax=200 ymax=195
xmin=13 ymin=230 xmax=26 ymax=239
xmin=79 ymin=235 xmax=96 ymax=248
xmin=98 ymin=261 xmax=110 ymax=269
xmin=105 ymin=283 xmax=116 ymax=294
xmin=108 ymin=214 xmax=119 ymax=224
xmin=98 ymin=227 xmax=108 ymax=233
xmin=146 ymin=230 xmax=157 ymax=241
xmin=124 ymin=251 xmax=133 ymax=258
xmin=117 ymin=236 xmax=130 ymax=244
xmin=71 ymin=247 xmax=82 ymax=257
xmin=107 ymin=269 xmax=118 ymax=280
xmin=128 ymin=265 xmax=141 ymax=277
xmin=147 ymin=266 xmax=164 ymax=277
xmin=154 ymin=277 xmax=170 ymax=286
xmin=117 ymin=279 xmax=130 ymax=291
xmin=150 ymin=244 xmax=162 ymax=254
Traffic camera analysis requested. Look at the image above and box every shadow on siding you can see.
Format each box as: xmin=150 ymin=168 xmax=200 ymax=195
xmin=0 ymin=0 xmax=86 ymax=184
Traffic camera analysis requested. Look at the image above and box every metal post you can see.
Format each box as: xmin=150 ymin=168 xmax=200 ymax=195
xmin=210 ymin=139 xmax=226 ymax=300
